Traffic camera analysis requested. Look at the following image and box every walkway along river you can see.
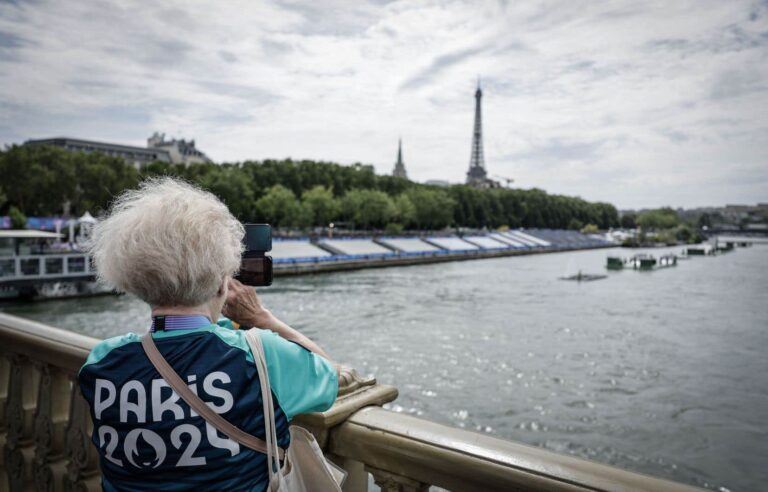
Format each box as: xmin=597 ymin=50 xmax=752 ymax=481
xmin=2 ymin=245 xmax=766 ymax=491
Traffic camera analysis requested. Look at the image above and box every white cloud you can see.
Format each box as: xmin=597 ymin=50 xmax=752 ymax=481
xmin=0 ymin=0 xmax=766 ymax=208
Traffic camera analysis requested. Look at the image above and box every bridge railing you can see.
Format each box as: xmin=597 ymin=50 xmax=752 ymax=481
xmin=0 ymin=313 xmax=703 ymax=491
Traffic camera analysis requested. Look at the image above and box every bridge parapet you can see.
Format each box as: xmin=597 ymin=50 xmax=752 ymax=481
xmin=0 ymin=313 xmax=703 ymax=491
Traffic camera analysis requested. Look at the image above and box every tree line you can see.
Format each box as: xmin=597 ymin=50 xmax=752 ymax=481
xmin=0 ymin=144 xmax=620 ymax=231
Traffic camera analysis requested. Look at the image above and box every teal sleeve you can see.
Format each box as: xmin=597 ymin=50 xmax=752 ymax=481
xmin=258 ymin=330 xmax=338 ymax=420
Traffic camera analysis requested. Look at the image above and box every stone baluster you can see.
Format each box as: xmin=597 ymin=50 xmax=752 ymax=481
xmin=1 ymin=356 xmax=9 ymax=482
xmin=368 ymin=466 xmax=430 ymax=492
xmin=63 ymin=378 xmax=100 ymax=492
xmin=32 ymin=363 xmax=71 ymax=491
xmin=3 ymin=355 xmax=40 ymax=492
xmin=0 ymin=356 xmax=9 ymax=424
xmin=292 ymin=365 xmax=399 ymax=492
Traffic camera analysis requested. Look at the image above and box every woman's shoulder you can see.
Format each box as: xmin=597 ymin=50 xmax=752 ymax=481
xmin=80 ymin=332 xmax=142 ymax=374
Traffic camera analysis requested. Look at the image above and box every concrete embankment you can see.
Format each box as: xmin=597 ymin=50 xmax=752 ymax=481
xmin=271 ymin=229 xmax=615 ymax=276
xmin=274 ymin=244 xmax=614 ymax=276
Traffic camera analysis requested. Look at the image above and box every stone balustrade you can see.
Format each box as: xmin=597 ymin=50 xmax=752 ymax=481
xmin=0 ymin=313 xmax=703 ymax=491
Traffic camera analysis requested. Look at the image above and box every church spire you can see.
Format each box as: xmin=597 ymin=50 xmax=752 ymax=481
xmin=393 ymin=138 xmax=408 ymax=179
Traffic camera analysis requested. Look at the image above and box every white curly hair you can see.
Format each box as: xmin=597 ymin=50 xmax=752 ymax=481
xmin=88 ymin=177 xmax=244 ymax=306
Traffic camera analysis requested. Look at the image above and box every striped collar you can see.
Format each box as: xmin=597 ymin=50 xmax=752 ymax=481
xmin=150 ymin=315 xmax=212 ymax=332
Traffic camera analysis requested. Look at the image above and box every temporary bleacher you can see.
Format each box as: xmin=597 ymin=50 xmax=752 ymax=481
xmin=319 ymin=238 xmax=394 ymax=256
xmin=524 ymin=229 xmax=611 ymax=248
xmin=271 ymin=240 xmax=332 ymax=263
xmin=488 ymin=233 xmax=528 ymax=248
xmin=272 ymin=230 xmax=610 ymax=266
xmin=426 ymin=237 xmax=479 ymax=251
xmin=378 ymin=237 xmax=441 ymax=253
xmin=512 ymin=230 xmax=552 ymax=247
xmin=462 ymin=236 xmax=509 ymax=249
xmin=499 ymin=231 xmax=539 ymax=247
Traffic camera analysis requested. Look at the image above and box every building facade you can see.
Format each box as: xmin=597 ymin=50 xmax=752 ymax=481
xmin=25 ymin=137 xmax=171 ymax=168
xmin=26 ymin=133 xmax=212 ymax=168
xmin=147 ymin=132 xmax=212 ymax=166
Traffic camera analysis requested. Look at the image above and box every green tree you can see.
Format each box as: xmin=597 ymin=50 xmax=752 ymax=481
xmin=636 ymin=208 xmax=679 ymax=230
xmin=567 ymin=218 xmax=584 ymax=230
xmin=341 ymin=189 xmax=396 ymax=229
xmin=407 ymin=188 xmax=455 ymax=229
xmin=0 ymin=145 xmax=77 ymax=215
xmin=392 ymin=194 xmax=416 ymax=227
xmin=384 ymin=222 xmax=404 ymax=235
xmin=196 ymin=166 xmax=255 ymax=221
xmin=676 ymin=225 xmax=692 ymax=243
xmin=620 ymin=213 xmax=637 ymax=229
xmin=0 ymin=145 xmax=624 ymax=232
xmin=254 ymin=185 xmax=301 ymax=228
xmin=8 ymin=206 xmax=27 ymax=229
xmin=70 ymin=152 xmax=139 ymax=214
xmin=301 ymin=186 xmax=339 ymax=226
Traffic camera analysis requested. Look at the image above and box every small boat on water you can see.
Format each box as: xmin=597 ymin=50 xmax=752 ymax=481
xmin=606 ymin=256 xmax=625 ymax=270
xmin=606 ymin=253 xmax=677 ymax=271
xmin=686 ymin=243 xmax=715 ymax=256
xmin=657 ymin=254 xmax=677 ymax=267
xmin=627 ymin=254 xmax=656 ymax=270
xmin=560 ymin=271 xmax=607 ymax=282
xmin=0 ymin=229 xmax=110 ymax=300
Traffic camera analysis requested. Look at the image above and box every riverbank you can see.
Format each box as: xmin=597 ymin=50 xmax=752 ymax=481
xmin=274 ymin=243 xmax=613 ymax=276
xmin=1 ymin=229 xmax=615 ymax=299
xmin=272 ymin=229 xmax=613 ymax=275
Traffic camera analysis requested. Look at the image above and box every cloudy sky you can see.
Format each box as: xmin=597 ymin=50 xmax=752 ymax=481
xmin=0 ymin=0 xmax=766 ymax=209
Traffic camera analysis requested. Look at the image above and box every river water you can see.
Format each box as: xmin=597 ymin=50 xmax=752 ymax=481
xmin=3 ymin=245 xmax=767 ymax=491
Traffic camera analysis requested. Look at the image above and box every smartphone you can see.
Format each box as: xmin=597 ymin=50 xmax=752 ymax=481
xmin=236 ymin=224 xmax=273 ymax=286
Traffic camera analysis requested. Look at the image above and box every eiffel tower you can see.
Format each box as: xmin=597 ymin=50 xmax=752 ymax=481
xmin=466 ymin=80 xmax=492 ymax=187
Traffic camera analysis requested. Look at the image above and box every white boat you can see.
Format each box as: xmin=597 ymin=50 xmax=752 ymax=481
xmin=0 ymin=230 xmax=110 ymax=300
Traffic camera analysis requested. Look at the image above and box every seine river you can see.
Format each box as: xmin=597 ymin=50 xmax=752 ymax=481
xmin=3 ymin=245 xmax=767 ymax=491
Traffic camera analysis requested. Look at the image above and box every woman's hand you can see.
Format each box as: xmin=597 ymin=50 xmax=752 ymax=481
xmin=222 ymin=278 xmax=274 ymax=328
xmin=225 ymin=279 xmax=334 ymax=363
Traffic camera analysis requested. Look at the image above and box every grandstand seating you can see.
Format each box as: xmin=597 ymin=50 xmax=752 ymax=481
xmin=462 ymin=236 xmax=510 ymax=249
xmin=271 ymin=240 xmax=332 ymax=259
xmin=269 ymin=230 xmax=611 ymax=266
xmin=426 ymin=237 xmax=479 ymax=251
xmin=318 ymin=238 xmax=394 ymax=256
xmin=378 ymin=237 xmax=441 ymax=253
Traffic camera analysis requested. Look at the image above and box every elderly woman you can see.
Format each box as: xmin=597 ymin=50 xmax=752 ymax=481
xmin=78 ymin=178 xmax=338 ymax=491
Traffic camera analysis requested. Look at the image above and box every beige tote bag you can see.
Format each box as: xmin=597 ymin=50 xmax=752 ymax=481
xmin=141 ymin=331 xmax=345 ymax=492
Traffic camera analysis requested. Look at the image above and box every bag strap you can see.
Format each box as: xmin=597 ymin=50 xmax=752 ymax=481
xmin=140 ymin=334 xmax=285 ymax=460
xmin=244 ymin=329 xmax=282 ymax=488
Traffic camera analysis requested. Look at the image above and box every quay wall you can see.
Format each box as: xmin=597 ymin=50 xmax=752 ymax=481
xmin=274 ymin=243 xmax=614 ymax=276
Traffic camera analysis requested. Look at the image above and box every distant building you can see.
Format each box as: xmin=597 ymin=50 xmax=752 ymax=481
xmin=392 ymin=138 xmax=408 ymax=179
xmin=25 ymin=137 xmax=171 ymax=168
xmin=745 ymin=223 xmax=768 ymax=231
xmin=25 ymin=133 xmax=212 ymax=168
xmin=147 ymin=132 xmax=211 ymax=166
xmin=425 ymin=179 xmax=450 ymax=187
